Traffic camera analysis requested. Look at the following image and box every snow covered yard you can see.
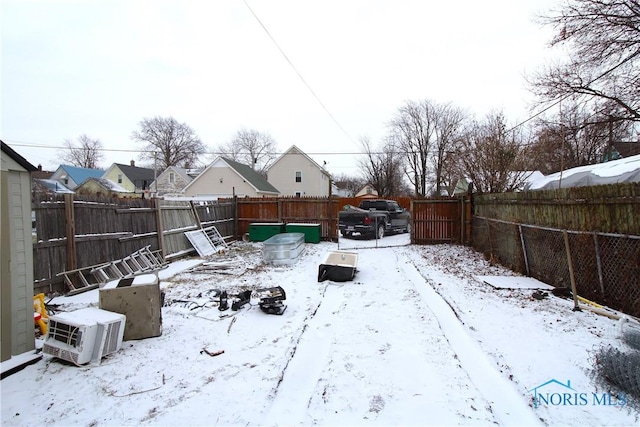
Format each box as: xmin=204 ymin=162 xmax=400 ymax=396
xmin=1 ymin=236 xmax=638 ymax=426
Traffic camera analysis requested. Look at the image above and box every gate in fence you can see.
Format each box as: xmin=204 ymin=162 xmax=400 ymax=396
xmin=411 ymin=196 xmax=472 ymax=245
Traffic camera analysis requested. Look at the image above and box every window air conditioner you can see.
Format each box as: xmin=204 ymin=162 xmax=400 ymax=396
xmin=43 ymin=307 xmax=126 ymax=366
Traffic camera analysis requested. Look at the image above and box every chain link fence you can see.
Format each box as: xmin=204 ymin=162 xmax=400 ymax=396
xmin=472 ymin=216 xmax=640 ymax=318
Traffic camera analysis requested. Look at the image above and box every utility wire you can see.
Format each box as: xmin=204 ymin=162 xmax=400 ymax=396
xmin=5 ymin=139 xmax=473 ymax=158
xmin=241 ymin=0 xmax=356 ymax=145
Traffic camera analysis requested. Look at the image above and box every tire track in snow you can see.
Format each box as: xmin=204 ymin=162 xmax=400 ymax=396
xmin=399 ymin=248 xmax=543 ymax=426
xmin=263 ymin=283 xmax=344 ymax=426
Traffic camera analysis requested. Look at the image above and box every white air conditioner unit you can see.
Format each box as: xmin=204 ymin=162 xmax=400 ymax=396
xmin=43 ymin=307 xmax=126 ymax=366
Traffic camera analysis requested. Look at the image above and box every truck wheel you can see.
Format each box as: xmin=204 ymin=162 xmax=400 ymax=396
xmin=376 ymin=224 xmax=385 ymax=239
xmin=404 ymin=222 xmax=411 ymax=234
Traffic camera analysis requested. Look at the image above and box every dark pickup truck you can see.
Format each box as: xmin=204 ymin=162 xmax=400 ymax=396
xmin=338 ymin=199 xmax=411 ymax=239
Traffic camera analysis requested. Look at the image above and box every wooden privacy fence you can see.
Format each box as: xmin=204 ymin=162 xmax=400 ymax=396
xmin=229 ymin=196 xmax=470 ymax=244
xmin=34 ymin=194 xmax=468 ymax=296
xmin=230 ymin=196 xmax=414 ymax=241
xmin=471 ymin=183 xmax=640 ymax=318
xmin=33 ymin=195 xmax=234 ymax=295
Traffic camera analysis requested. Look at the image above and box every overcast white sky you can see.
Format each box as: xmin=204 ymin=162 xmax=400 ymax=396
xmin=1 ymin=0 xmax=560 ymax=177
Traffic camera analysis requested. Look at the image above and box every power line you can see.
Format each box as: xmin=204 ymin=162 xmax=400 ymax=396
xmin=241 ymin=0 xmax=357 ymax=145
xmin=4 ymin=139 xmax=468 ymax=158
xmin=507 ymin=49 xmax=640 ymax=133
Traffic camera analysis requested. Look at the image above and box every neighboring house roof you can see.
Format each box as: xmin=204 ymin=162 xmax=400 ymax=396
xmin=267 ymin=145 xmax=331 ymax=177
xmin=186 ymin=168 xmax=203 ymax=178
xmin=151 ymin=166 xmax=194 ymax=194
xmin=222 ymin=157 xmax=280 ymax=193
xmin=182 ymin=156 xmax=280 ymax=195
xmin=162 ymin=166 xmax=193 ymax=184
xmin=1 ymin=140 xmax=37 ymax=171
xmin=77 ymin=177 xmax=132 ymax=193
xmin=31 ymin=165 xmax=54 ymax=180
xmin=173 ymin=167 xmax=193 ymax=183
xmin=355 ymin=184 xmax=378 ymax=198
xmin=58 ymin=164 xmax=105 ymax=184
xmin=33 ymin=178 xmax=74 ymax=194
xmin=112 ymin=163 xmax=156 ymax=188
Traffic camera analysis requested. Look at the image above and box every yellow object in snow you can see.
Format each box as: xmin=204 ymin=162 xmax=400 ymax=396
xmin=33 ymin=293 xmax=48 ymax=335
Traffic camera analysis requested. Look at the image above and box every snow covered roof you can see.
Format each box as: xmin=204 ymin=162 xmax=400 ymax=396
xmin=57 ymin=164 xmax=104 ymax=183
xmin=34 ymin=178 xmax=74 ymax=194
xmin=528 ymin=154 xmax=640 ymax=190
xmin=76 ymin=177 xmax=132 ymax=193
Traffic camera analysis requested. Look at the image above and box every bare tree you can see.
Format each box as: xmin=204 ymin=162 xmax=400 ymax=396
xmin=458 ymin=112 xmax=530 ymax=194
xmin=332 ymin=173 xmax=366 ymax=197
xmin=357 ymin=137 xmax=404 ymax=197
xmin=431 ymin=104 xmax=466 ymax=196
xmin=528 ymin=99 xmax=635 ymax=173
xmin=131 ymin=116 xmax=206 ymax=170
xmin=59 ymin=135 xmax=104 ymax=169
xmin=388 ymin=99 xmax=465 ymax=196
xmin=216 ymin=128 xmax=278 ymax=175
xmin=531 ymin=0 xmax=640 ymax=124
xmin=389 ymin=100 xmax=434 ymax=196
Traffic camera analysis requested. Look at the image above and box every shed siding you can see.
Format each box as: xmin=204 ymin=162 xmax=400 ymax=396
xmin=8 ymin=170 xmax=35 ymax=355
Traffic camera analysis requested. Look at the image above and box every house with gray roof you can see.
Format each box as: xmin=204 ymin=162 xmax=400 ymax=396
xmin=151 ymin=165 xmax=195 ymax=196
xmin=102 ymin=161 xmax=156 ymax=196
xmin=182 ymin=156 xmax=280 ymax=200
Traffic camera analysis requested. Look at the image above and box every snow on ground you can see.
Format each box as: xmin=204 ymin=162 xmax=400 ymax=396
xmin=2 ymin=234 xmax=638 ymax=426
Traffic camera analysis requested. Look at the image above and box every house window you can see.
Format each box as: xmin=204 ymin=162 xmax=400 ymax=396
xmin=117 ymin=174 xmax=123 ymax=184
xmin=366 ymin=186 xmax=372 ymax=194
xmin=169 ymin=172 xmax=175 ymax=183
xmin=295 ymin=192 xmax=301 ymax=197
xmin=295 ymin=171 xmax=302 ymax=183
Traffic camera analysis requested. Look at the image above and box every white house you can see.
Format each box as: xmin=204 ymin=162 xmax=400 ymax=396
xmin=182 ymin=157 xmax=280 ymax=200
xmin=266 ymin=145 xmax=331 ymax=197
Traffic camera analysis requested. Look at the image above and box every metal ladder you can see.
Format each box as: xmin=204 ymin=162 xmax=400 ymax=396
xmin=90 ymin=246 xmax=166 ymax=282
xmin=57 ymin=246 xmax=166 ymax=295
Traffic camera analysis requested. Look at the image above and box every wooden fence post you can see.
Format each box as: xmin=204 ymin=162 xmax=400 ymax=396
xmin=563 ymin=230 xmax=581 ymax=312
xmin=459 ymin=196 xmax=464 ymax=244
xmin=190 ymin=201 xmax=202 ymax=229
xmin=64 ymin=193 xmax=76 ymax=271
xmin=518 ymin=225 xmax=530 ymax=276
xmin=155 ymin=198 xmax=165 ymax=260
xmin=233 ymin=195 xmax=238 ymax=239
